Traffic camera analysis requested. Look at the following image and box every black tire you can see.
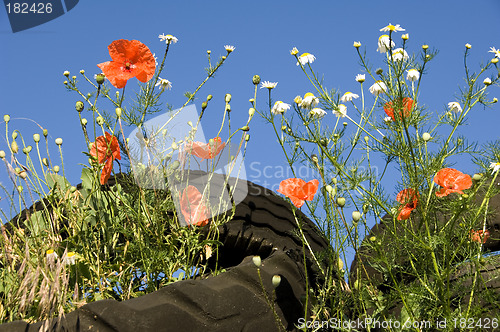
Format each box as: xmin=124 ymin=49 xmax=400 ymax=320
xmin=0 ymin=173 xmax=331 ymax=332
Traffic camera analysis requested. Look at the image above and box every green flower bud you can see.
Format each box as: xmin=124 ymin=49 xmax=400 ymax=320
xmin=43 ymin=129 xmax=48 ymax=137
xmin=63 ymin=70 xmax=70 ymax=77
xmin=363 ymin=203 xmax=370 ymax=214
xmin=12 ymin=132 xmax=18 ymax=140
xmin=11 ymin=141 xmax=19 ymax=153
xmin=332 ymin=178 xmax=337 ymax=185
xmin=422 ymin=132 xmax=431 ymax=141
xmin=55 ymin=138 xmax=63 ymax=146
xmin=338 ymin=258 xmax=344 ymax=271
xmin=96 ymin=74 xmax=105 ymax=85
xmin=72 ymin=75 xmax=77 ymax=80
xmin=225 ymin=104 xmax=231 ymax=112
xmin=22 ymin=146 xmax=32 ymax=154
xmin=18 ymin=171 xmax=27 ymax=179
xmin=115 ymin=108 xmax=122 ymax=118
xmin=53 ymin=165 xmax=60 ymax=173
xmin=375 ymin=68 xmax=383 ymax=75
xmin=472 ymin=173 xmax=483 ymax=181
xmin=252 ymin=255 xmax=261 ymax=267
xmin=272 ymin=275 xmax=281 ymax=288
xmin=0 ymin=150 xmax=5 ymax=159
xmin=364 ymin=136 xmax=369 ymax=143
xmin=225 ymin=94 xmax=232 ymax=103
xmin=81 ymin=118 xmax=88 ymax=126
xmin=252 ymin=75 xmax=261 ymax=85
xmin=17 ymin=185 xmax=23 ymax=193
xmin=207 ymin=94 xmax=213 ymax=101
xmin=96 ymin=116 xmax=104 ymax=125
xmin=170 ymin=160 xmax=180 ymax=170
xmin=79 ymin=69 xmax=85 ymax=74
xmin=63 ymin=80 xmax=68 ymax=85
xmin=171 ymin=142 xmax=178 ymax=150
xmin=248 ymin=108 xmax=255 ymax=117
xmin=42 ymin=158 xmax=49 ymax=167
xmin=325 ymin=185 xmax=333 ymax=194
xmin=245 ymin=134 xmax=250 ymax=142
xmin=369 ymin=236 xmax=376 ymax=242
xmin=352 ymin=211 xmax=361 ymax=222
xmin=336 ymin=197 xmax=346 ymax=207
xmin=311 ymin=154 xmax=318 ymax=164
xmin=353 ymin=280 xmax=360 ymax=290
xmin=241 ymin=126 xmax=250 ymax=132
xmin=201 ymin=101 xmax=208 ymax=110
xmin=33 ymin=134 xmax=40 ymax=143
xmin=3 ymin=115 xmax=10 ymax=123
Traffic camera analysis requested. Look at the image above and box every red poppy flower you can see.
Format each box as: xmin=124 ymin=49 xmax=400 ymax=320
xmin=470 ymin=229 xmax=490 ymax=244
xmin=277 ymin=178 xmax=319 ymax=208
xmin=186 ymin=137 xmax=226 ymax=160
xmin=180 ymin=185 xmax=210 ymax=227
xmin=396 ymin=188 xmax=419 ymax=220
xmin=434 ymin=168 xmax=472 ymax=197
xmin=97 ymin=39 xmax=156 ymax=89
xmin=383 ymin=97 xmax=414 ymax=121
xmin=90 ymin=132 xmax=121 ymax=184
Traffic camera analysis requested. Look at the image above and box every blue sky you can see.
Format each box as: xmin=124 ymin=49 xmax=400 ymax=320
xmin=1 ymin=1 xmax=499 ymax=236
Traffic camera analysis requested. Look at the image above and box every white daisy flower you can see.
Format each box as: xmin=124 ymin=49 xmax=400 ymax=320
xmin=384 ymin=116 xmax=393 ymax=123
xmin=369 ymin=81 xmax=387 ymax=96
xmin=391 ymin=48 xmax=409 ymax=62
xmin=294 ymin=95 xmax=303 ymax=105
xmin=260 ymin=81 xmax=278 ymax=89
xmin=380 ymin=23 xmax=405 ymax=32
xmin=355 ymin=74 xmax=366 ymax=83
xmin=340 ymin=92 xmax=359 ymax=103
xmin=300 ymin=92 xmax=319 ymax=109
xmin=271 ymin=101 xmax=291 ymax=115
xmin=224 ymin=45 xmax=235 ymax=53
xmin=290 ymin=47 xmax=299 ymax=55
xmin=297 ymin=53 xmax=316 ymax=66
xmin=46 ymin=249 xmax=58 ymax=266
xmin=309 ymin=108 xmax=327 ymax=119
xmin=406 ymin=69 xmax=420 ymax=82
xmin=63 ymin=70 xmax=70 ymax=77
xmin=159 ymin=34 xmax=178 ymax=44
xmin=377 ymin=35 xmax=395 ymax=53
xmin=333 ymin=104 xmax=347 ymax=118
xmin=490 ymin=162 xmax=500 ymax=174
xmin=63 ymin=252 xmax=77 ymax=266
xmin=353 ymin=41 xmax=361 ymax=48
xmin=448 ymin=101 xmax=462 ymax=113
xmin=156 ymin=78 xmax=172 ymax=91
xmin=484 ymin=77 xmax=492 ymax=86
xmin=489 ymin=47 xmax=500 ymax=58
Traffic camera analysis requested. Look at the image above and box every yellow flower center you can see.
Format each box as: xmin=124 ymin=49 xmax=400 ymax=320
xmin=304 ymin=92 xmax=315 ymax=98
xmin=67 ymin=252 xmax=75 ymax=257
xmin=46 ymin=249 xmax=54 ymax=255
xmin=379 ymin=35 xmax=389 ymax=41
xmin=387 ymin=24 xmax=396 ymax=31
xmin=300 ymin=53 xmax=310 ymax=58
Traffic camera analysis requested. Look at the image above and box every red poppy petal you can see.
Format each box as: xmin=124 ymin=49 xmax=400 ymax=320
xmin=398 ymin=207 xmax=413 ymax=220
xmin=303 ymin=179 xmax=319 ymax=200
xmin=289 ymin=196 xmax=305 ymax=208
xmin=100 ymin=158 xmax=114 ymax=184
xmin=277 ymin=178 xmax=305 ymax=197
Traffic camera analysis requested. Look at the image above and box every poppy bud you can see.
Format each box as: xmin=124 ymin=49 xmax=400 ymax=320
xmin=252 ymin=255 xmax=261 ymax=267
xmin=11 ymin=141 xmax=18 ymax=153
xmin=472 ymin=173 xmax=483 ymax=181
xmin=245 ymin=134 xmax=250 ymax=142
xmin=272 ymin=275 xmax=281 ymax=288
xmin=43 ymin=129 xmax=48 ymax=137
xmin=3 ymin=115 xmax=10 ymax=123
xmin=170 ymin=160 xmax=180 ymax=170
xmin=225 ymin=94 xmax=232 ymax=103
xmin=17 ymin=185 xmax=23 ymax=193
xmin=22 ymin=146 xmax=32 ymax=154
xmin=96 ymin=116 xmax=104 ymax=125
xmin=337 ymin=197 xmax=346 ymax=207
xmin=171 ymin=142 xmax=178 ymax=150
xmin=363 ymin=203 xmax=370 ymax=214
xmin=311 ymin=154 xmax=318 ymax=164
xmin=252 ymin=75 xmax=261 ymax=85
xmin=42 ymin=158 xmax=49 ymax=167
xmin=248 ymin=108 xmax=255 ymax=117
xmin=332 ymin=178 xmax=337 ymax=185
xmin=207 ymin=94 xmax=213 ymax=101
xmin=241 ymin=126 xmax=250 ymax=132
xmin=115 ymin=108 xmax=122 ymax=118
xmin=201 ymin=101 xmax=208 ymax=110
xmin=320 ymin=138 xmax=328 ymax=147
xmin=225 ymin=104 xmax=231 ymax=112
xmin=18 ymin=171 xmax=27 ymax=179
xmin=33 ymin=134 xmax=40 ymax=143
xmin=55 ymin=138 xmax=63 ymax=146
xmin=0 ymin=150 xmax=5 ymax=159
xmin=53 ymin=166 xmax=60 ymax=173
xmin=96 ymin=74 xmax=105 ymax=85
xmin=352 ymin=211 xmax=361 ymax=222
xmin=12 ymin=132 xmax=18 ymax=140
